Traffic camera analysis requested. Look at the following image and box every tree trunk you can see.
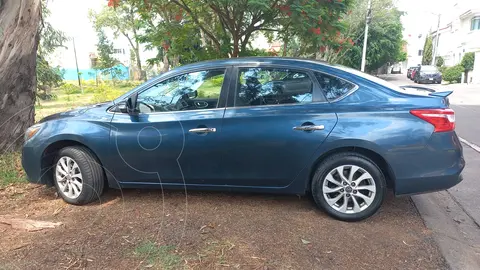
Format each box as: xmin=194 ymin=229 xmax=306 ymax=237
xmin=0 ymin=0 xmax=41 ymax=152
xmin=134 ymin=44 xmax=144 ymax=81
xmin=232 ymin=38 xmax=240 ymax=58
xmin=161 ymin=53 xmax=169 ymax=73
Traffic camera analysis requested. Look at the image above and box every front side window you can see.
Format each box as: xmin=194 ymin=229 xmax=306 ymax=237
xmin=235 ymin=68 xmax=313 ymax=107
xmin=137 ymin=69 xmax=225 ymax=113
xmin=315 ymin=72 xmax=356 ymax=101
xmin=471 ymin=16 xmax=480 ymax=31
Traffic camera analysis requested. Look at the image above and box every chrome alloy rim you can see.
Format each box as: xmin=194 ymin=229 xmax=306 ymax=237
xmin=322 ymin=165 xmax=376 ymax=214
xmin=55 ymin=156 xmax=83 ymax=199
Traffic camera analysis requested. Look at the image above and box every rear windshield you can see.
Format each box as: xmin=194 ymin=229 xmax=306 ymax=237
xmin=331 ymin=64 xmax=407 ymax=93
xmin=421 ymin=66 xmax=438 ymax=72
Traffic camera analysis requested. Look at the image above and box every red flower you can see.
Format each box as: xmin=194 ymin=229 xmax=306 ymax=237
xmin=336 ymin=46 xmax=343 ymax=53
xmin=320 ymin=46 xmax=326 ymax=53
xmin=108 ymin=0 xmax=120 ymax=8
xmin=175 ymin=13 xmax=183 ymax=21
xmin=312 ymin=28 xmax=321 ymax=35
xmin=162 ymin=41 xmax=170 ymax=51
xmin=287 ymin=11 xmax=292 ymax=17
xmin=348 ymin=38 xmax=354 ymax=45
xmin=278 ymin=5 xmax=290 ymax=12
xmin=336 ymin=31 xmax=341 ymax=37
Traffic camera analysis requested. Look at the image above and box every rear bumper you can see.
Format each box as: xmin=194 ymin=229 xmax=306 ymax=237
xmin=390 ymin=131 xmax=465 ymax=196
xmin=395 ymin=171 xmax=464 ymax=196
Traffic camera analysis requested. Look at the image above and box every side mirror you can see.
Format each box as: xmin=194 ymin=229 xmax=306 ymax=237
xmin=118 ymin=101 xmax=128 ymax=113
xmin=126 ymin=92 xmax=138 ymax=114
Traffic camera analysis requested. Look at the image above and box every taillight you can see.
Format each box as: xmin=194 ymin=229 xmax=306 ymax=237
xmin=410 ymin=108 xmax=455 ymax=132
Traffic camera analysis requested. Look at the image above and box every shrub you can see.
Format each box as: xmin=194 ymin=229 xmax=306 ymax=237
xmin=209 ymin=76 xmax=224 ymax=87
xmin=118 ymin=80 xmax=143 ymax=88
xmin=435 ymin=56 xmax=444 ymax=67
xmin=92 ymin=85 xmax=126 ymax=103
xmin=442 ymin=65 xmax=464 ymax=83
xmin=60 ymin=83 xmax=82 ymax=94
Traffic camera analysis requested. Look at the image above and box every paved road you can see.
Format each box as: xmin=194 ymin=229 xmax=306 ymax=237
xmin=381 ymin=74 xmax=480 ymax=268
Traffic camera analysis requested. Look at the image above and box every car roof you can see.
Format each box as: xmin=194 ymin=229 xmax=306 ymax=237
xmin=169 ymin=57 xmax=332 ymax=72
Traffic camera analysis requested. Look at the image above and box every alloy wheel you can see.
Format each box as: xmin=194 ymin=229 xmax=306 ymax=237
xmin=55 ymin=156 xmax=83 ymax=199
xmin=322 ymin=165 xmax=376 ymax=214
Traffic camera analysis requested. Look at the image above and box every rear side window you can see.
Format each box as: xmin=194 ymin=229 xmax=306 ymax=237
xmin=235 ymin=68 xmax=313 ymax=107
xmin=315 ymin=72 xmax=356 ymax=101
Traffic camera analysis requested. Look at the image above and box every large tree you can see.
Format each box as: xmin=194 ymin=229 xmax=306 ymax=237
xmin=0 ymin=0 xmax=41 ymax=151
xmin=124 ymin=0 xmax=353 ymax=65
xmin=340 ymin=1 xmax=405 ymax=72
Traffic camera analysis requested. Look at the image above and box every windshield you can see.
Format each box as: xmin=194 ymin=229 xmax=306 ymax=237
xmin=421 ymin=66 xmax=438 ymax=72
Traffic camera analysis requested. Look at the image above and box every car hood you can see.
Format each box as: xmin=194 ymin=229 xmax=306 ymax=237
xmin=39 ymin=101 xmax=113 ymax=123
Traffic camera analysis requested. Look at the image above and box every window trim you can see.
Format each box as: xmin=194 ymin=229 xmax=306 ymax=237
xmin=313 ymin=71 xmax=360 ymax=103
xmin=109 ymin=66 xmax=233 ymax=114
xmin=227 ymin=64 xmax=326 ymax=109
xmin=471 ymin=16 xmax=480 ymax=31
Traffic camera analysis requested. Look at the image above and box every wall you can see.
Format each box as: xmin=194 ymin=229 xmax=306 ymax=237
xmin=62 ymin=65 xmax=130 ymax=81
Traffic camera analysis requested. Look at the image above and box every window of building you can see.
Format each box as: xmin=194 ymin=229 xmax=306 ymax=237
xmin=418 ymin=50 xmax=423 ymax=56
xmin=471 ymin=16 xmax=480 ymax=31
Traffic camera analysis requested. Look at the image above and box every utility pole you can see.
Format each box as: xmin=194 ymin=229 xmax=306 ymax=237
xmin=361 ymin=0 xmax=372 ymax=72
xmin=73 ymin=37 xmax=83 ymax=93
xmin=431 ymin=14 xmax=441 ymax=66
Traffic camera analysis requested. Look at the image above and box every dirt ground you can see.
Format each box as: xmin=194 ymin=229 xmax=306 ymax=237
xmin=0 ymin=184 xmax=446 ymax=270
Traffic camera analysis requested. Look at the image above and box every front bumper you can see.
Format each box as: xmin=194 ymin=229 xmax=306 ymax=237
xmin=22 ymin=144 xmax=51 ymax=185
xmin=418 ymin=77 xmax=442 ymax=83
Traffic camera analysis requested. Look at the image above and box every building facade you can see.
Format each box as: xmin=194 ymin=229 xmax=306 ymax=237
xmin=432 ymin=2 xmax=480 ymax=83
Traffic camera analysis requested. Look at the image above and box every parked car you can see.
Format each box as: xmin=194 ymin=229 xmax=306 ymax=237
xmin=407 ymin=67 xmax=416 ymax=79
xmin=414 ymin=65 xmax=442 ymax=84
xmin=410 ymin=66 xmax=419 ymax=80
xmin=22 ymin=57 xmax=464 ymax=222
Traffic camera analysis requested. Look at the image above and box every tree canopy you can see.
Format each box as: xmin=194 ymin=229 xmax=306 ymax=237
xmin=339 ymin=0 xmax=405 ymax=72
xmin=90 ymin=2 xmax=146 ymax=80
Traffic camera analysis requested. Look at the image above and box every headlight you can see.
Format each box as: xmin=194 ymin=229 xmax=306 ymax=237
xmin=24 ymin=124 xmax=43 ymax=142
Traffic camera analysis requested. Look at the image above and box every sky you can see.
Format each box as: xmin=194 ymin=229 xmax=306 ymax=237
xmin=47 ymin=0 xmax=479 ymax=69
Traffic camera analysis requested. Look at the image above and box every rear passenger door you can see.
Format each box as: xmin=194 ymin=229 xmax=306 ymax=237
xmin=217 ymin=66 xmax=338 ymax=187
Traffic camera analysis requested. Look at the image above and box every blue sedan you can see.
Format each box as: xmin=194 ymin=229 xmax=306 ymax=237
xmin=22 ymin=58 xmax=465 ymax=221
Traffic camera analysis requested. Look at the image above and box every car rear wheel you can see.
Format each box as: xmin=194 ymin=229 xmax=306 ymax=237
xmin=54 ymin=146 xmax=105 ymax=205
xmin=311 ymin=152 xmax=386 ymax=222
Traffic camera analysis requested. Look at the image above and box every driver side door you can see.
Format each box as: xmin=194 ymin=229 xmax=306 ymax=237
xmin=109 ymin=68 xmax=231 ymax=186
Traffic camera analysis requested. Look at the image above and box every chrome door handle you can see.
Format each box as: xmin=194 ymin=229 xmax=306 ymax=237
xmin=293 ymin=125 xmax=325 ymax=131
xmin=189 ymin=127 xmax=216 ymax=133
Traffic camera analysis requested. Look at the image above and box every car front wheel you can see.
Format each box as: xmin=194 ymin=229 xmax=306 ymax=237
xmin=54 ymin=146 xmax=105 ymax=205
xmin=311 ymin=152 xmax=386 ymax=222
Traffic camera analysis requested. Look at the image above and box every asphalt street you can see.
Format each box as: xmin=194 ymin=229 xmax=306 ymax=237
xmin=383 ymin=74 xmax=480 ymax=269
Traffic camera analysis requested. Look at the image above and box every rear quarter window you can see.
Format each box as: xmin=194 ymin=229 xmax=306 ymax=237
xmin=314 ymin=72 xmax=357 ymax=101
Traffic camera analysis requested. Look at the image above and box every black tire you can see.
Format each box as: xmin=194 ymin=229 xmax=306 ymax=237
xmin=53 ymin=146 xmax=105 ymax=205
xmin=311 ymin=152 xmax=386 ymax=222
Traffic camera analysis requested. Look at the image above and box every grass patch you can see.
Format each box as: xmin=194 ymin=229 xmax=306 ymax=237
xmin=134 ymin=241 xmax=182 ymax=270
xmin=0 ymin=152 xmax=27 ymax=187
